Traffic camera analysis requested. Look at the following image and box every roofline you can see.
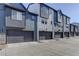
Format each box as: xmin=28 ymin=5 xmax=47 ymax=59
xmin=57 ymin=10 xmax=70 ymax=18
xmin=40 ymin=3 xmax=57 ymax=12
xmin=70 ymin=23 xmax=78 ymax=27
xmin=27 ymin=11 xmax=38 ymax=16
xmin=62 ymin=13 xmax=70 ymax=19
xmin=20 ymin=3 xmax=26 ymax=11
xmin=21 ymin=3 xmax=38 ymax=16
xmin=40 ymin=3 xmax=70 ymax=18
xmin=4 ymin=3 xmax=26 ymax=12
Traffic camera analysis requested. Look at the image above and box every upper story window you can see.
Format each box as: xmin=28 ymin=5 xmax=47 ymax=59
xmin=40 ymin=4 xmax=49 ymax=19
xmin=66 ymin=17 xmax=69 ymax=25
xmin=54 ymin=11 xmax=58 ymax=25
xmin=12 ymin=10 xmax=23 ymax=20
xmin=41 ymin=20 xmax=44 ymax=24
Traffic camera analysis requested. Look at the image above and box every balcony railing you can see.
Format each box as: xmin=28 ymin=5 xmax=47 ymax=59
xmin=5 ymin=17 xmax=25 ymax=29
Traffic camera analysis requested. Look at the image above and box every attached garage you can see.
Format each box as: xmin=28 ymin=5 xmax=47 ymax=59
xmin=39 ymin=31 xmax=52 ymax=40
xmin=6 ymin=29 xmax=34 ymax=43
xmin=64 ymin=32 xmax=69 ymax=37
xmin=24 ymin=31 xmax=34 ymax=42
xmin=70 ymin=32 xmax=74 ymax=36
xmin=54 ymin=32 xmax=63 ymax=38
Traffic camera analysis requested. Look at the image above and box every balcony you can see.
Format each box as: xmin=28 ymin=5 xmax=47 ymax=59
xmin=6 ymin=17 xmax=25 ymax=29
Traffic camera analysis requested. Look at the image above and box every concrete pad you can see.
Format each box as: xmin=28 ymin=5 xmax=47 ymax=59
xmin=0 ymin=37 xmax=79 ymax=56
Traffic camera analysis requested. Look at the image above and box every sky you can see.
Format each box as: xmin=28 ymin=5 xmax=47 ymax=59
xmin=24 ymin=3 xmax=79 ymax=23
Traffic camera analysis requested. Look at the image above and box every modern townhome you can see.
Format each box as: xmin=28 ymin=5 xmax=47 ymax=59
xmin=74 ymin=23 xmax=79 ymax=36
xmin=23 ymin=11 xmax=38 ymax=42
xmin=70 ymin=24 xmax=75 ymax=36
xmin=71 ymin=23 xmax=79 ymax=36
xmin=54 ymin=10 xmax=64 ymax=38
xmin=26 ymin=3 xmax=71 ymax=39
xmin=6 ymin=3 xmax=38 ymax=43
xmin=53 ymin=10 xmax=70 ymax=38
xmin=63 ymin=14 xmax=70 ymax=37
xmin=74 ymin=25 xmax=78 ymax=36
xmin=5 ymin=3 xmax=26 ymax=43
xmin=0 ymin=3 xmax=74 ymax=44
xmin=0 ymin=3 xmax=27 ymax=44
xmin=27 ymin=3 xmax=55 ymax=40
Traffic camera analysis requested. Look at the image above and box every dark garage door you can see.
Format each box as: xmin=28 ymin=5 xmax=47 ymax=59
xmin=39 ymin=31 xmax=52 ymax=40
xmin=24 ymin=31 xmax=34 ymax=42
xmin=6 ymin=30 xmax=34 ymax=43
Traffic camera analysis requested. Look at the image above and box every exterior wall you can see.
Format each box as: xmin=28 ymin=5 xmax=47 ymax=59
xmin=4 ymin=3 xmax=27 ymax=43
xmin=63 ymin=15 xmax=70 ymax=32
xmin=28 ymin=3 xmax=54 ymax=39
xmin=74 ymin=26 xmax=78 ymax=36
xmin=24 ymin=12 xmax=37 ymax=31
xmin=70 ymin=24 xmax=75 ymax=36
xmin=0 ymin=33 xmax=6 ymax=44
xmin=63 ymin=15 xmax=70 ymax=37
xmin=5 ymin=7 xmax=25 ymax=29
xmin=54 ymin=11 xmax=63 ymax=32
xmin=0 ymin=5 xmax=6 ymax=44
xmin=28 ymin=3 xmax=54 ymax=32
xmin=54 ymin=10 xmax=63 ymax=38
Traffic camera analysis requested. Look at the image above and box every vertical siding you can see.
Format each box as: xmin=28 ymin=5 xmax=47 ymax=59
xmin=0 ymin=5 xmax=6 ymax=33
xmin=0 ymin=5 xmax=6 ymax=44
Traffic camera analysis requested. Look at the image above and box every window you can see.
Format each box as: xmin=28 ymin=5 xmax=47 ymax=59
xmin=66 ymin=17 xmax=69 ymax=25
xmin=51 ymin=21 xmax=52 ymax=24
xmin=54 ymin=11 xmax=58 ymax=25
xmin=45 ymin=21 xmax=47 ymax=24
xmin=12 ymin=10 xmax=22 ymax=20
xmin=41 ymin=20 xmax=44 ymax=24
xmin=40 ymin=4 xmax=49 ymax=18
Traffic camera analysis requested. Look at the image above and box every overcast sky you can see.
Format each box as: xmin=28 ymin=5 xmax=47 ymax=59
xmin=23 ymin=3 xmax=79 ymax=23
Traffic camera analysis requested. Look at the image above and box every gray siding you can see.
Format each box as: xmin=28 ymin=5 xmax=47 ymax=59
xmin=5 ymin=7 xmax=25 ymax=28
xmin=6 ymin=19 xmax=25 ymax=28
xmin=5 ymin=3 xmax=25 ymax=11
xmin=0 ymin=5 xmax=6 ymax=33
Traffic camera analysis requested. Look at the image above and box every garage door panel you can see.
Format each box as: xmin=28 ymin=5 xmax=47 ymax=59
xmin=24 ymin=31 xmax=34 ymax=42
xmin=7 ymin=30 xmax=24 ymax=43
xmin=7 ymin=30 xmax=34 ymax=43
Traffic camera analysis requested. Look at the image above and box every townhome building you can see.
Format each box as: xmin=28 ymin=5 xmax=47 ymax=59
xmin=70 ymin=24 xmax=75 ymax=36
xmin=63 ymin=14 xmax=70 ymax=37
xmin=71 ymin=23 xmax=79 ymax=36
xmin=26 ymin=3 xmax=71 ymax=39
xmin=0 ymin=3 xmax=72 ymax=44
xmin=27 ymin=3 xmax=55 ymax=40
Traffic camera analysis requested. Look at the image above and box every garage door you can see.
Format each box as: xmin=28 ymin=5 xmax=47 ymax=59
xmin=24 ymin=31 xmax=34 ymax=42
xmin=39 ymin=31 xmax=52 ymax=40
xmin=6 ymin=30 xmax=34 ymax=43
xmin=6 ymin=30 xmax=24 ymax=43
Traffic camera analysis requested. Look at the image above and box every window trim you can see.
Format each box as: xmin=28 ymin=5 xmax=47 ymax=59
xmin=40 ymin=4 xmax=49 ymax=19
xmin=11 ymin=9 xmax=23 ymax=20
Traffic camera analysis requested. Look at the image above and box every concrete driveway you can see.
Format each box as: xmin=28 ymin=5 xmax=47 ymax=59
xmin=0 ymin=36 xmax=79 ymax=56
